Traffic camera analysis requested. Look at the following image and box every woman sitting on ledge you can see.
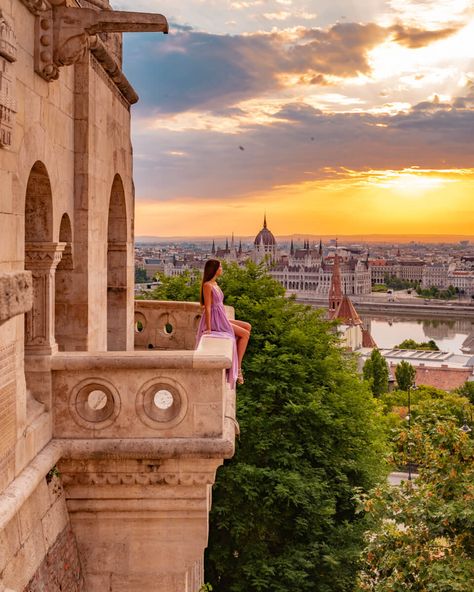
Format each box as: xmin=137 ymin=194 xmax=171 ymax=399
xmin=196 ymin=259 xmax=251 ymax=386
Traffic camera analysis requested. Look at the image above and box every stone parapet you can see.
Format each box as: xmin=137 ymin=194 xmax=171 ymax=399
xmin=51 ymin=343 xmax=234 ymax=440
xmin=134 ymin=299 xmax=235 ymax=350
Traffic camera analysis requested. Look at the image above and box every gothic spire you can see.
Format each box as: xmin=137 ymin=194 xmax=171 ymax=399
xmin=328 ymin=248 xmax=343 ymax=318
xmin=263 ymin=212 xmax=267 ymax=229
xmin=319 ymin=239 xmax=323 ymax=257
xmin=211 ymin=239 xmax=215 ymax=255
xmin=290 ymin=239 xmax=294 ymax=256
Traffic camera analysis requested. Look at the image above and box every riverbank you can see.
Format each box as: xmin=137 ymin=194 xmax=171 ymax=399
xmin=294 ymin=295 xmax=474 ymax=319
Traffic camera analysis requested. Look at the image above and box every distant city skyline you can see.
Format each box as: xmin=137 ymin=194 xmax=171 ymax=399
xmin=117 ymin=1 xmax=474 ymax=236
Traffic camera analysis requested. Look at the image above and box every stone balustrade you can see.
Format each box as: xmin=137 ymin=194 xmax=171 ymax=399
xmin=134 ymin=299 xmax=235 ymax=351
xmin=51 ymin=341 xmax=235 ymax=442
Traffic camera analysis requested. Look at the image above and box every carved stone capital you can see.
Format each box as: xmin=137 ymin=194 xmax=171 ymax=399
xmin=25 ymin=242 xmax=66 ymax=271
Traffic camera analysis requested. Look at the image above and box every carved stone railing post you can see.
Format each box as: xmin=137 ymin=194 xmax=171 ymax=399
xmin=24 ymin=242 xmax=66 ymax=355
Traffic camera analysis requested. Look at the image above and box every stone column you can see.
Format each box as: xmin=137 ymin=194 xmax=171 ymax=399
xmin=24 ymin=242 xmax=66 ymax=356
xmin=59 ymin=457 xmax=222 ymax=592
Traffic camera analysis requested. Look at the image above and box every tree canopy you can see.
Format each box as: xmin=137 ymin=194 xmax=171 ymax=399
xmin=395 ymin=338 xmax=439 ymax=351
xmin=357 ymin=399 xmax=474 ymax=592
xmin=363 ymin=349 xmax=389 ymax=397
xmin=395 ymin=360 xmax=416 ymax=392
xmin=148 ymin=262 xmax=389 ymax=591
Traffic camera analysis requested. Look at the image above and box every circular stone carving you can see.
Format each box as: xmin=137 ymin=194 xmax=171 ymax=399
xmin=70 ymin=378 xmax=120 ymax=429
xmin=157 ymin=313 xmax=177 ymax=337
xmin=136 ymin=378 xmax=188 ymax=429
xmin=134 ymin=312 xmax=146 ymax=333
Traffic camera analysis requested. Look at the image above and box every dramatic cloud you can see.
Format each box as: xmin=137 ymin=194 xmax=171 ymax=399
xmin=131 ymin=87 xmax=474 ymax=202
xmin=124 ymin=21 xmax=461 ymax=116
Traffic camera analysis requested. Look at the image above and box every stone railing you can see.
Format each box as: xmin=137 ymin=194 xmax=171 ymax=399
xmin=51 ymin=340 xmax=235 ymax=443
xmin=134 ymin=299 xmax=235 ymax=351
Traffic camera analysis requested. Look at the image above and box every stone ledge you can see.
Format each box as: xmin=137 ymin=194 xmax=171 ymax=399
xmin=50 ymin=349 xmax=232 ymax=370
xmin=0 ymin=271 xmax=33 ymax=324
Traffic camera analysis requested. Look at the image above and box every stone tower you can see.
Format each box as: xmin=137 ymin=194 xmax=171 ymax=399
xmin=0 ymin=2 xmax=237 ymax=591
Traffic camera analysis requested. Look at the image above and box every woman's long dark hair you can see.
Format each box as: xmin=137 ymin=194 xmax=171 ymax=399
xmin=200 ymin=259 xmax=221 ymax=304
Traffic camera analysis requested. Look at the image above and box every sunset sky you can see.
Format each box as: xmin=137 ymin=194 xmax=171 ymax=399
xmin=116 ymin=0 xmax=474 ymax=238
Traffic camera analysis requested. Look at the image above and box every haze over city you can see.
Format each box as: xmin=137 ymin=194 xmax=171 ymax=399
xmin=115 ymin=0 xmax=474 ymax=238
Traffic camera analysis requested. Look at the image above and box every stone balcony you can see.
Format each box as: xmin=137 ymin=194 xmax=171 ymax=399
xmin=20 ymin=299 xmax=237 ymax=592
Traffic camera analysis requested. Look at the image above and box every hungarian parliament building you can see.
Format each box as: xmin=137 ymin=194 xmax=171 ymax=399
xmin=218 ymin=216 xmax=372 ymax=297
xmin=139 ymin=216 xmax=474 ymax=297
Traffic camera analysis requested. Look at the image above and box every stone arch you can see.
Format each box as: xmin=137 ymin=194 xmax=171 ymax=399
xmin=24 ymin=162 xmax=64 ymax=356
xmin=55 ymin=213 xmax=75 ymax=351
xmin=107 ymin=174 xmax=128 ymax=351
xmin=25 ymin=161 xmax=53 ymax=243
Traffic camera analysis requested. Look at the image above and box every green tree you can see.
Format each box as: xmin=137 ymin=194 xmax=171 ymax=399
xmin=135 ymin=266 xmax=148 ymax=283
xmin=396 ymin=338 xmax=439 ymax=351
xmin=147 ymin=261 xmax=388 ymax=591
xmin=138 ymin=269 xmax=201 ymax=302
xmin=363 ymin=349 xmax=389 ymax=397
xmin=356 ymin=410 xmax=474 ymax=592
xmin=395 ymin=360 xmax=416 ymax=391
xmin=456 ymin=381 xmax=474 ymax=405
xmin=208 ymin=263 xmax=388 ymax=592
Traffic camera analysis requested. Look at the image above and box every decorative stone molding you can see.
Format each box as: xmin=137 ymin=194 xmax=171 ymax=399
xmin=0 ymin=271 xmax=33 ymax=324
xmin=0 ymin=10 xmax=17 ymax=148
xmin=61 ymin=471 xmax=216 ymax=487
xmin=20 ymin=1 xmax=49 ymax=16
xmin=34 ymin=2 xmax=168 ymax=83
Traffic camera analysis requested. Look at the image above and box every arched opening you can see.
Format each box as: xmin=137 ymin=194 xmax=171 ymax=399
xmin=55 ymin=213 xmax=74 ymax=351
xmin=24 ymin=162 xmax=64 ymax=356
xmin=107 ymin=174 xmax=128 ymax=351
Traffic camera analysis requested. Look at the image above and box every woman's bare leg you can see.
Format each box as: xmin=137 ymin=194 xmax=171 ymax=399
xmin=230 ymin=322 xmax=250 ymax=369
xmin=230 ymin=319 xmax=252 ymax=333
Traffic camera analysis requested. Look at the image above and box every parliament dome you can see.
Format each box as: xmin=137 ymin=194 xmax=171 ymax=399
xmin=254 ymin=215 xmax=276 ymax=246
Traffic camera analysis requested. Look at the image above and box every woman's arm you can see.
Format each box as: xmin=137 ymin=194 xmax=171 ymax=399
xmin=202 ymin=283 xmax=213 ymax=332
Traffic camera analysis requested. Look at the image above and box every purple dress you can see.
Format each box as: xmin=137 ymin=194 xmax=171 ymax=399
xmin=196 ymin=283 xmax=238 ymax=388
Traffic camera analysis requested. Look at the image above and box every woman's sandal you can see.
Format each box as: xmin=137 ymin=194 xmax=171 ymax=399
xmin=237 ymin=369 xmax=244 ymax=385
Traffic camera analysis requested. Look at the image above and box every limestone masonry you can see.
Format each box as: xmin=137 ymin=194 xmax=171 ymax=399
xmin=0 ymin=2 xmax=237 ymax=591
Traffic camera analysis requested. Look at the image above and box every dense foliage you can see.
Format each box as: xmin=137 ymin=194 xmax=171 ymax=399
xmin=395 ymin=338 xmax=439 ymax=351
xmin=363 ymin=349 xmax=389 ymax=397
xmin=134 ymin=266 xmax=148 ymax=283
xmin=357 ymin=401 xmax=474 ymax=592
xmin=456 ymin=381 xmax=474 ymax=405
xmin=140 ymin=269 xmax=201 ymax=301
xmin=149 ymin=262 xmax=388 ymax=592
xmin=395 ymin=360 xmax=416 ymax=391
xmin=383 ymin=275 xmax=418 ymax=291
xmin=416 ymin=285 xmax=458 ymax=300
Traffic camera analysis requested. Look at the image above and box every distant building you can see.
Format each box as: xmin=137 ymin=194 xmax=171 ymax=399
xmin=253 ymin=215 xmax=277 ymax=263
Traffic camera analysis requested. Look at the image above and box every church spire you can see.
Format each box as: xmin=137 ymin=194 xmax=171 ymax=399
xmin=263 ymin=212 xmax=267 ymax=229
xmin=225 ymin=237 xmax=229 ymax=252
xmin=328 ymin=248 xmax=343 ymax=318
xmin=290 ymin=239 xmax=294 ymax=256
xmin=238 ymin=239 xmax=242 ymax=255
xmin=319 ymin=238 xmax=323 ymax=257
xmin=211 ymin=239 xmax=215 ymax=255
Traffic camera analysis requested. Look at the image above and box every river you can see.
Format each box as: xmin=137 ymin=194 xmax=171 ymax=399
xmin=360 ymin=315 xmax=474 ymax=355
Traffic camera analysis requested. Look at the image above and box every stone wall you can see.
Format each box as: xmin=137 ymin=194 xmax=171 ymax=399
xmin=1 ymin=474 xmax=83 ymax=592
xmin=23 ymin=526 xmax=84 ymax=592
